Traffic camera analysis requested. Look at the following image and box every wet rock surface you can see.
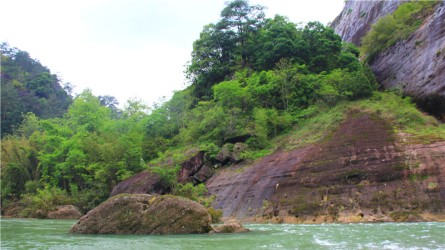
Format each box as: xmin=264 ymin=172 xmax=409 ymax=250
xmin=70 ymin=194 xmax=212 ymax=234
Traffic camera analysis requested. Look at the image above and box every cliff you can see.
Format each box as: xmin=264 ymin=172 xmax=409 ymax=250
xmin=332 ymin=1 xmax=445 ymax=118
xmin=331 ymin=1 xmax=404 ymax=45
xmin=206 ymin=112 xmax=445 ymax=222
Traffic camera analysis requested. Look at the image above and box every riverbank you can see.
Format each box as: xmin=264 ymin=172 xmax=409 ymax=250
xmin=234 ymin=212 xmax=445 ymax=224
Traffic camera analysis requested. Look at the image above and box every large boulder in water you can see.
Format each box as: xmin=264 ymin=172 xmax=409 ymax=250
xmin=69 ymin=194 xmax=212 ymax=234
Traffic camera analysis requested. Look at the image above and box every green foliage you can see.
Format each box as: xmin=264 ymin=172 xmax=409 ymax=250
xmin=278 ymin=105 xmax=347 ymax=150
xmin=207 ymin=207 xmax=223 ymax=223
xmin=173 ymin=183 xmax=215 ymax=208
xmin=19 ymin=186 xmax=73 ymax=218
xmin=314 ymin=68 xmax=375 ymax=106
xmin=0 ymin=43 xmax=72 ymax=135
xmin=4 ymin=1 xmax=439 ymax=218
xmin=354 ymin=92 xmax=445 ymax=143
xmin=149 ymin=165 xmax=180 ymax=190
xmin=361 ymin=1 xmax=439 ymax=62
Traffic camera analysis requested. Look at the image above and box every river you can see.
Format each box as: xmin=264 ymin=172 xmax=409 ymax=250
xmin=1 ymin=219 xmax=444 ymax=249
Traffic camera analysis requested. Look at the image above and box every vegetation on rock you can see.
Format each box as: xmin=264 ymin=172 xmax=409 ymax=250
xmin=69 ymin=194 xmax=212 ymax=234
xmin=360 ymin=1 xmax=440 ymax=62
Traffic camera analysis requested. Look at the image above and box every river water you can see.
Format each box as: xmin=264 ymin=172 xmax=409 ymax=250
xmin=1 ymin=219 xmax=444 ymax=249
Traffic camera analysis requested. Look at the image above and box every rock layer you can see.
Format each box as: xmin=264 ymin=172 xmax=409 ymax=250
xmin=332 ymin=1 xmax=445 ymax=117
xmin=331 ymin=0 xmax=404 ymax=45
xmin=206 ymin=113 xmax=445 ymax=222
xmin=70 ymin=194 xmax=212 ymax=234
xmin=370 ymin=3 xmax=445 ymax=101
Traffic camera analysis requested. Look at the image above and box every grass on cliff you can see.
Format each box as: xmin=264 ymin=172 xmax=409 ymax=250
xmin=269 ymin=91 xmax=444 ymax=152
xmin=355 ymin=91 xmax=445 ymax=144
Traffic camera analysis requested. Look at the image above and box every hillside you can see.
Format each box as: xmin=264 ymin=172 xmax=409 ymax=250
xmin=0 ymin=43 xmax=72 ymax=135
xmin=207 ymin=99 xmax=445 ymax=222
xmin=1 ymin=0 xmax=444 ymax=222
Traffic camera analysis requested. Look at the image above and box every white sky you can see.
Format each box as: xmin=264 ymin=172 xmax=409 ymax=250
xmin=0 ymin=0 xmax=344 ymax=107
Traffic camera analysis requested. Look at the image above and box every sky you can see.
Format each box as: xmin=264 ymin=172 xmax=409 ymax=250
xmin=0 ymin=0 xmax=344 ymax=107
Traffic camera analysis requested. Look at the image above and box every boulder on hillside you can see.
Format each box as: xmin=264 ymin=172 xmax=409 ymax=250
xmin=47 ymin=205 xmax=82 ymax=219
xmin=110 ymin=171 xmax=169 ymax=197
xmin=69 ymin=194 xmax=212 ymax=234
xmin=178 ymin=151 xmax=214 ymax=184
xmin=216 ymin=143 xmax=248 ymax=165
xmin=211 ymin=219 xmax=250 ymax=233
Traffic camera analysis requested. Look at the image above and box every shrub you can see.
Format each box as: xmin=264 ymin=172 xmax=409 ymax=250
xmin=207 ymin=207 xmax=223 ymax=223
xmin=173 ymin=183 xmax=215 ymax=208
xmin=19 ymin=186 xmax=73 ymax=218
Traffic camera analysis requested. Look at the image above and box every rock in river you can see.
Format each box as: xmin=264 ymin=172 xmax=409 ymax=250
xmin=69 ymin=194 xmax=212 ymax=234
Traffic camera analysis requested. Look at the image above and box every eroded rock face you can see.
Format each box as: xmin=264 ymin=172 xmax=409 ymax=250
xmin=206 ymin=113 xmax=445 ymax=222
xmin=177 ymin=151 xmax=214 ymax=184
xmin=331 ymin=0 xmax=404 ymax=45
xmin=370 ymin=3 xmax=445 ymax=114
xmin=69 ymin=194 xmax=212 ymax=234
xmin=332 ymin=1 xmax=445 ymax=117
xmin=110 ymin=171 xmax=169 ymax=197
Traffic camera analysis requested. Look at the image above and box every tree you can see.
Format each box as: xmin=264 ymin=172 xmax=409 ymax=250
xmin=99 ymin=95 xmax=120 ymax=118
xmin=253 ymin=15 xmax=302 ymax=70
xmin=218 ymin=0 xmax=266 ymax=66
xmin=0 ymin=44 xmax=72 ymax=135
xmin=186 ymin=0 xmax=266 ymax=98
xmin=187 ymin=24 xmax=237 ymax=98
xmin=67 ymin=89 xmax=110 ymax=133
xmin=302 ymin=21 xmax=342 ymax=73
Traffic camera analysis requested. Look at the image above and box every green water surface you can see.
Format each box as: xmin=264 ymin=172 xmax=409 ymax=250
xmin=1 ymin=218 xmax=444 ymax=249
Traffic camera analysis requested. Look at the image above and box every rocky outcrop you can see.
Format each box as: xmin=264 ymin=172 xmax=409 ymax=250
xmin=47 ymin=205 xmax=82 ymax=219
xmin=215 ymin=143 xmax=248 ymax=165
xmin=332 ymin=1 xmax=445 ymax=117
xmin=211 ymin=219 xmax=250 ymax=233
xmin=177 ymin=151 xmax=214 ymax=184
xmin=110 ymin=171 xmax=169 ymax=197
xmin=70 ymin=194 xmax=212 ymax=234
xmin=111 ymin=151 xmax=215 ymax=196
xmin=370 ymin=3 xmax=445 ymax=116
xmin=206 ymin=113 xmax=445 ymax=222
xmin=331 ymin=0 xmax=404 ymax=45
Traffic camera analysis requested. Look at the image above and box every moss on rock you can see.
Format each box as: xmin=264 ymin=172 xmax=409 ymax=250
xmin=69 ymin=194 xmax=212 ymax=234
